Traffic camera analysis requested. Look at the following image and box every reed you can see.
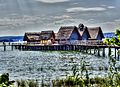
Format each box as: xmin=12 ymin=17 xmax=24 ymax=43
xmin=16 ymin=79 xmax=39 ymax=87
xmin=51 ymin=53 xmax=120 ymax=87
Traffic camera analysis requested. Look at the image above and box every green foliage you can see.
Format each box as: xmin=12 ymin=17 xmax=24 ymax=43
xmin=0 ymin=74 xmax=39 ymax=87
xmin=52 ymin=76 xmax=85 ymax=87
xmin=52 ymin=74 xmax=120 ymax=87
xmin=52 ymin=53 xmax=120 ymax=87
xmin=116 ymin=29 xmax=120 ymax=35
xmin=80 ymin=57 xmax=90 ymax=87
xmin=104 ymin=38 xmax=111 ymax=45
xmin=104 ymin=29 xmax=120 ymax=46
xmin=0 ymin=73 xmax=14 ymax=87
xmin=16 ymin=80 xmax=39 ymax=87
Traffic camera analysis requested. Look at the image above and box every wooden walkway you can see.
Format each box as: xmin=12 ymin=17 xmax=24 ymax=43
xmin=0 ymin=43 xmax=120 ymax=60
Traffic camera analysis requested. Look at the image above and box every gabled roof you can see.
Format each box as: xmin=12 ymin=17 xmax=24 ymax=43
xmin=41 ymin=31 xmax=54 ymax=34
xmin=78 ymin=24 xmax=91 ymax=39
xmin=39 ymin=30 xmax=55 ymax=40
xmin=78 ymin=27 xmax=88 ymax=36
xmin=24 ymin=32 xmax=41 ymax=41
xmin=24 ymin=31 xmax=55 ymax=41
xmin=56 ymin=26 xmax=78 ymax=40
xmin=25 ymin=32 xmax=41 ymax=36
xmin=55 ymin=33 xmax=58 ymax=38
xmin=88 ymin=27 xmax=104 ymax=39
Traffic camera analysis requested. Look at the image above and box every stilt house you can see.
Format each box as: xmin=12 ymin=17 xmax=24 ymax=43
xmin=39 ymin=31 xmax=55 ymax=45
xmin=88 ymin=27 xmax=104 ymax=40
xmin=56 ymin=26 xmax=81 ymax=44
xmin=23 ymin=32 xmax=41 ymax=43
xmin=23 ymin=31 xmax=55 ymax=45
xmin=78 ymin=24 xmax=91 ymax=40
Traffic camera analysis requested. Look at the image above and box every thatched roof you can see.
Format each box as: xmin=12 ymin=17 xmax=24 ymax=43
xmin=23 ymin=31 xmax=55 ymax=41
xmin=88 ymin=27 xmax=104 ymax=39
xmin=55 ymin=33 xmax=58 ymax=38
xmin=23 ymin=32 xmax=41 ymax=41
xmin=78 ymin=27 xmax=88 ymax=36
xmin=78 ymin=23 xmax=91 ymax=39
xmin=24 ymin=32 xmax=41 ymax=36
xmin=39 ymin=30 xmax=55 ymax=40
xmin=56 ymin=26 xmax=79 ymax=40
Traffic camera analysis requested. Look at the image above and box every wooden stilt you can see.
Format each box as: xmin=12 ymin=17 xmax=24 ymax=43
xmin=108 ymin=47 xmax=111 ymax=57
xmin=90 ymin=47 xmax=91 ymax=54
xmin=98 ymin=48 xmax=100 ymax=56
xmin=3 ymin=42 xmax=6 ymax=51
xmin=86 ymin=47 xmax=88 ymax=53
xmin=117 ymin=48 xmax=119 ymax=61
xmin=11 ymin=43 xmax=13 ymax=51
xmin=115 ymin=48 xmax=117 ymax=59
xmin=4 ymin=45 xmax=6 ymax=51
xmin=103 ymin=48 xmax=105 ymax=57
xmin=94 ymin=47 xmax=96 ymax=54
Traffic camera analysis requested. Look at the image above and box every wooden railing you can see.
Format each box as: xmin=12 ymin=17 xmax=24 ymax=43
xmin=12 ymin=40 xmax=104 ymax=46
xmin=57 ymin=40 xmax=104 ymax=45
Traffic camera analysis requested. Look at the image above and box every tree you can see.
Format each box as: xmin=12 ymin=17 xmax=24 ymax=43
xmin=104 ymin=29 xmax=120 ymax=46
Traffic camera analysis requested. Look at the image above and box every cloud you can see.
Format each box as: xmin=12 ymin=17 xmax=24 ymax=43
xmin=54 ymin=15 xmax=71 ymax=19
xmin=36 ymin=0 xmax=69 ymax=3
xmin=100 ymin=5 xmax=115 ymax=9
xmin=0 ymin=16 xmax=43 ymax=27
xmin=66 ymin=7 xmax=106 ymax=12
xmin=107 ymin=6 xmax=115 ymax=9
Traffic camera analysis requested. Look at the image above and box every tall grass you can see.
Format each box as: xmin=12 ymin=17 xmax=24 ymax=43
xmin=16 ymin=79 xmax=39 ymax=87
xmin=51 ymin=53 xmax=120 ymax=87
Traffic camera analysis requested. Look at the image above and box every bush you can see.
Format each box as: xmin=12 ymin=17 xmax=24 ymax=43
xmin=0 ymin=73 xmax=15 ymax=87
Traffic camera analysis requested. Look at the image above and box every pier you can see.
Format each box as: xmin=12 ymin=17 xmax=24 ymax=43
xmin=0 ymin=42 xmax=120 ymax=60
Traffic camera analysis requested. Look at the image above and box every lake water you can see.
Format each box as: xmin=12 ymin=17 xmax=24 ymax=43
xmin=0 ymin=47 xmax=120 ymax=85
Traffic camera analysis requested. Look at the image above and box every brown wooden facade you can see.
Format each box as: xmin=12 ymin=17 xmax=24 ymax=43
xmin=23 ymin=24 xmax=104 ymax=45
xmin=23 ymin=31 xmax=55 ymax=45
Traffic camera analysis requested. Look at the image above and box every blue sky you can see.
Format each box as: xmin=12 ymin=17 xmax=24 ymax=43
xmin=0 ymin=0 xmax=120 ymax=36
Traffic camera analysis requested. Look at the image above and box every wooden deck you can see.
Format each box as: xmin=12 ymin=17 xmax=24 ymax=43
xmin=0 ymin=42 xmax=119 ymax=60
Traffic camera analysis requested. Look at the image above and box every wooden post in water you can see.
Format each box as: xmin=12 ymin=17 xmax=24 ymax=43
xmin=81 ymin=46 xmax=83 ymax=53
xmin=82 ymin=46 xmax=84 ymax=53
xmin=9 ymin=42 xmax=10 ymax=46
xmin=115 ymin=48 xmax=117 ymax=59
xmin=3 ymin=42 xmax=6 ymax=51
xmin=117 ymin=48 xmax=119 ymax=61
xmin=22 ymin=45 xmax=24 ymax=50
xmin=4 ymin=45 xmax=6 ymax=51
xmin=65 ymin=45 xmax=66 ymax=51
xmin=89 ymin=47 xmax=92 ymax=54
xmin=94 ymin=47 xmax=96 ymax=54
xmin=108 ymin=47 xmax=111 ymax=57
xmin=85 ymin=47 xmax=88 ymax=53
xmin=11 ymin=43 xmax=13 ymax=51
xmin=102 ymin=48 xmax=105 ymax=57
xmin=98 ymin=47 xmax=100 ymax=56
xmin=19 ymin=44 xmax=21 ymax=51
xmin=78 ymin=45 xmax=80 ymax=51
xmin=79 ymin=46 xmax=81 ymax=52
xmin=118 ymin=54 xmax=120 ymax=61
